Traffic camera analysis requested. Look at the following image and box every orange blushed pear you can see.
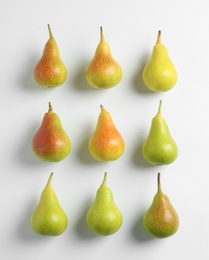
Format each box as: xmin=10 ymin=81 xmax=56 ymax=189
xmin=34 ymin=24 xmax=67 ymax=88
xmin=85 ymin=27 xmax=122 ymax=89
xmin=89 ymin=105 xmax=125 ymax=161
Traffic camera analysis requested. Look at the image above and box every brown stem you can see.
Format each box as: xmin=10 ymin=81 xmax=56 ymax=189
xmin=156 ymin=30 xmax=161 ymax=44
xmin=48 ymin=102 xmax=53 ymax=112
xmin=48 ymin=24 xmax=53 ymax=38
xmin=157 ymin=172 xmax=162 ymax=193
xmin=100 ymin=26 xmax=104 ymax=42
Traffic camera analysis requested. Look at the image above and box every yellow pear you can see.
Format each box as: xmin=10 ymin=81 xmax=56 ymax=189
xmin=34 ymin=24 xmax=67 ymax=88
xmin=143 ymin=172 xmax=179 ymax=238
xmin=143 ymin=31 xmax=177 ymax=92
xmin=142 ymin=100 xmax=178 ymax=165
xmin=86 ymin=172 xmax=123 ymax=236
xmin=30 ymin=173 xmax=68 ymax=236
xmin=89 ymin=105 xmax=125 ymax=161
xmin=85 ymin=27 xmax=122 ymax=89
xmin=32 ymin=102 xmax=71 ymax=162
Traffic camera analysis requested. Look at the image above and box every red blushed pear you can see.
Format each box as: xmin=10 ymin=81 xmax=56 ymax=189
xmin=85 ymin=27 xmax=122 ymax=89
xmin=32 ymin=102 xmax=71 ymax=162
xmin=34 ymin=24 xmax=67 ymax=88
xmin=143 ymin=173 xmax=179 ymax=238
xmin=89 ymin=105 xmax=125 ymax=161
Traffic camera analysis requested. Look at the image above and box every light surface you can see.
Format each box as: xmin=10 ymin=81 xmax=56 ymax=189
xmin=1 ymin=0 xmax=209 ymax=259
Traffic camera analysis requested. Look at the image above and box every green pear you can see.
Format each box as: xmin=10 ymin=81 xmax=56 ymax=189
xmin=142 ymin=100 xmax=178 ymax=165
xmin=86 ymin=172 xmax=123 ymax=236
xmin=85 ymin=27 xmax=122 ymax=89
xmin=32 ymin=102 xmax=71 ymax=162
xmin=34 ymin=24 xmax=67 ymax=88
xmin=143 ymin=172 xmax=179 ymax=238
xmin=30 ymin=173 xmax=68 ymax=236
xmin=89 ymin=105 xmax=125 ymax=161
xmin=143 ymin=31 xmax=177 ymax=92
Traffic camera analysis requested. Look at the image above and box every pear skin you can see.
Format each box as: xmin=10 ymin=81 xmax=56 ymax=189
xmin=143 ymin=31 xmax=177 ymax=92
xmin=32 ymin=102 xmax=71 ymax=162
xmin=86 ymin=172 xmax=123 ymax=236
xmin=85 ymin=27 xmax=122 ymax=89
xmin=143 ymin=173 xmax=179 ymax=238
xmin=142 ymin=100 xmax=178 ymax=165
xmin=34 ymin=24 xmax=67 ymax=88
xmin=30 ymin=173 xmax=68 ymax=236
xmin=89 ymin=105 xmax=125 ymax=161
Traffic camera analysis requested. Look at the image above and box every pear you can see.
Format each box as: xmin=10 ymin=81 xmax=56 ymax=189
xmin=32 ymin=102 xmax=71 ymax=162
xmin=34 ymin=24 xmax=67 ymax=88
xmin=85 ymin=27 xmax=122 ymax=89
xmin=143 ymin=31 xmax=177 ymax=92
xmin=30 ymin=173 xmax=68 ymax=236
xmin=143 ymin=172 xmax=179 ymax=238
xmin=142 ymin=100 xmax=178 ymax=165
xmin=86 ymin=172 xmax=123 ymax=236
xmin=89 ymin=105 xmax=125 ymax=161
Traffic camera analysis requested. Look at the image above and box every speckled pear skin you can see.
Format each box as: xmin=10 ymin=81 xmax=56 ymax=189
xmin=143 ymin=173 xmax=179 ymax=238
xmin=34 ymin=24 xmax=67 ymax=88
xmin=89 ymin=105 xmax=125 ymax=161
xmin=143 ymin=31 xmax=177 ymax=92
xmin=86 ymin=173 xmax=123 ymax=236
xmin=30 ymin=173 xmax=68 ymax=236
xmin=142 ymin=100 xmax=178 ymax=165
xmin=32 ymin=102 xmax=71 ymax=162
xmin=85 ymin=27 xmax=122 ymax=89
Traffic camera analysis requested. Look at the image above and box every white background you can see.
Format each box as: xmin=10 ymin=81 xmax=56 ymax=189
xmin=1 ymin=0 xmax=209 ymax=259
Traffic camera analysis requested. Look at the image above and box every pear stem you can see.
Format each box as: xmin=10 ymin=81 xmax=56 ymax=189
xmin=156 ymin=30 xmax=161 ymax=44
xmin=100 ymin=104 xmax=104 ymax=112
xmin=48 ymin=24 xmax=53 ymax=39
xmin=157 ymin=172 xmax=162 ymax=193
xmin=157 ymin=100 xmax=162 ymax=115
xmin=100 ymin=26 xmax=104 ymax=42
xmin=46 ymin=172 xmax=53 ymax=187
xmin=101 ymin=172 xmax=107 ymax=187
xmin=48 ymin=102 xmax=53 ymax=112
